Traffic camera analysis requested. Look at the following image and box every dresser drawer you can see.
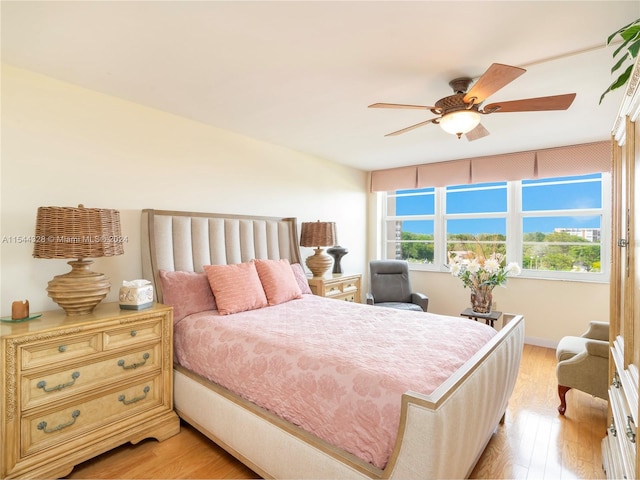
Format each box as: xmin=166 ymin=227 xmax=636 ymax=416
xmin=22 ymin=343 xmax=162 ymax=410
xmin=22 ymin=374 xmax=163 ymax=457
xmin=21 ymin=334 xmax=101 ymax=371
xmin=609 ymin=386 xmax=637 ymax=479
xmin=103 ymin=319 xmax=162 ymax=350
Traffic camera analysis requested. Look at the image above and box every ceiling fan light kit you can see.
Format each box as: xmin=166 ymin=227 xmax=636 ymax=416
xmin=369 ymin=63 xmax=576 ymax=141
xmin=438 ymin=109 xmax=481 ymax=138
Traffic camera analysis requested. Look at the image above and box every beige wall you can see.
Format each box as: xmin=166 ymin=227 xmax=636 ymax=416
xmin=409 ymin=271 xmax=609 ymax=347
xmin=1 ymin=65 xmax=610 ymax=346
xmin=0 ymin=65 xmax=368 ymax=315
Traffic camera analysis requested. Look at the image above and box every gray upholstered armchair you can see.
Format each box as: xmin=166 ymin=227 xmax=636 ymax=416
xmin=366 ymin=260 xmax=429 ymax=312
xmin=556 ymin=321 xmax=609 ymax=415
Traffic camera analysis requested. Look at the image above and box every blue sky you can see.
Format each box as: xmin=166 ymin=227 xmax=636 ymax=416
xmin=395 ymin=174 xmax=602 ymax=235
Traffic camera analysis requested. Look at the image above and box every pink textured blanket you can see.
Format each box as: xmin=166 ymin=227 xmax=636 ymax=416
xmin=174 ymin=294 xmax=496 ymax=469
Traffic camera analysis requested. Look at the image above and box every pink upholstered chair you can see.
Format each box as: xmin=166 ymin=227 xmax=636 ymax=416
xmin=556 ymin=321 xmax=609 ymax=415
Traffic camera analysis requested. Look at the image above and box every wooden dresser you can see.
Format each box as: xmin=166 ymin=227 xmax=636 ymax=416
xmin=0 ymin=302 xmax=180 ymax=479
xmin=307 ymin=273 xmax=362 ymax=302
xmin=602 ymin=56 xmax=639 ymax=479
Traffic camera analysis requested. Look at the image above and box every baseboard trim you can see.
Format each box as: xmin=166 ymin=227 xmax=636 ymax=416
xmin=524 ymin=336 xmax=558 ymax=349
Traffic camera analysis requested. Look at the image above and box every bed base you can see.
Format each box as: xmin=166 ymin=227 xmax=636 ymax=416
xmin=173 ymin=314 xmax=524 ymax=479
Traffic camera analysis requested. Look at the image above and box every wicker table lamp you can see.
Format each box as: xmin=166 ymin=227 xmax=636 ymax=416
xmin=300 ymin=221 xmax=336 ymax=278
xmin=33 ymin=205 xmax=124 ymax=316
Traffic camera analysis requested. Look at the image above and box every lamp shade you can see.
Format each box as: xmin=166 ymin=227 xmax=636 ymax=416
xmin=33 ymin=205 xmax=124 ymax=259
xmin=300 ymin=221 xmax=336 ymax=278
xmin=33 ymin=205 xmax=124 ymax=316
xmin=300 ymin=221 xmax=336 ymax=248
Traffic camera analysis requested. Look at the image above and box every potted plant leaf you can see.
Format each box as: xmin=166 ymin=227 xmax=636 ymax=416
xmin=600 ymin=18 xmax=640 ymax=104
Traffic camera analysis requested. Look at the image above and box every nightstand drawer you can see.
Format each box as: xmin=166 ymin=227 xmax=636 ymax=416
xmin=308 ymin=274 xmax=362 ymax=303
xmin=22 ymin=343 xmax=162 ymax=410
xmin=22 ymin=374 xmax=162 ymax=457
xmin=325 ymin=285 xmax=345 ymax=297
xmin=21 ymin=334 xmax=101 ymax=371
xmin=341 ymin=293 xmax=357 ymax=302
xmin=103 ymin=319 xmax=162 ymax=350
xmin=341 ymin=280 xmax=358 ymax=293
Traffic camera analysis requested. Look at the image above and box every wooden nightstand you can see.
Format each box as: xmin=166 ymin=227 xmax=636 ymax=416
xmin=0 ymin=302 xmax=180 ymax=479
xmin=307 ymin=273 xmax=362 ymax=303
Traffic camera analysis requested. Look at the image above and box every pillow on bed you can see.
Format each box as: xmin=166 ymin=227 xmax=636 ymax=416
xmin=255 ymin=259 xmax=303 ymax=305
xmin=290 ymin=262 xmax=313 ymax=295
xmin=158 ymin=270 xmax=217 ymax=324
xmin=204 ymin=261 xmax=268 ymax=315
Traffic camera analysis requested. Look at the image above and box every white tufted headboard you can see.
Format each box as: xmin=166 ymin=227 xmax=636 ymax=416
xmin=141 ymin=209 xmax=301 ymax=303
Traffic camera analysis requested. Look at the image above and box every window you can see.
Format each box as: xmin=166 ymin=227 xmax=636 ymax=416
xmin=521 ymin=174 xmax=605 ymax=277
xmin=446 ymin=182 xmax=507 ymax=261
xmin=383 ymin=173 xmax=610 ymax=281
xmin=385 ymin=188 xmax=435 ymax=264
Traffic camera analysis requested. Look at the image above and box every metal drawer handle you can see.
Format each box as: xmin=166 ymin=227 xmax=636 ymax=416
xmin=130 ymin=330 xmax=137 ymax=337
xmin=626 ymin=415 xmax=636 ymax=443
xmin=613 ymin=371 xmax=621 ymax=388
xmin=609 ymin=422 xmax=617 ymax=437
xmin=37 ymin=410 xmax=80 ymax=433
xmin=117 ymin=352 xmax=149 ymax=370
xmin=58 ymin=345 xmax=67 ymax=353
xmin=37 ymin=371 xmax=80 ymax=393
xmin=118 ymin=386 xmax=150 ymax=405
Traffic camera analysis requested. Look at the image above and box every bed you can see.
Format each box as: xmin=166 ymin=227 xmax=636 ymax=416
xmin=141 ymin=209 xmax=525 ymax=479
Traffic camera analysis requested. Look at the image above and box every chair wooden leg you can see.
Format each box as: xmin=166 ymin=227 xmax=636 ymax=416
xmin=558 ymin=385 xmax=571 ymax=415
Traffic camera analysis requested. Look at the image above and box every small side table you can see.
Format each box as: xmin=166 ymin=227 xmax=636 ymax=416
xmin=460 ymin=308 xmax=502 ymax=328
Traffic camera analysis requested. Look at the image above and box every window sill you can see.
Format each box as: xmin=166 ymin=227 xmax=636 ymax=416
xmin=407 ymin=264 xmax=609 ymax=284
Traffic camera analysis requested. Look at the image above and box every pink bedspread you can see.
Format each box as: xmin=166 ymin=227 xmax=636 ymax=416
xmin=174 ymin=294 xmax=496 ymax=469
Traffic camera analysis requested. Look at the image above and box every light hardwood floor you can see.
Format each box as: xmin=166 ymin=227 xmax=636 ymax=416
xmin=67 ymin=345 xmax=607 ymax=479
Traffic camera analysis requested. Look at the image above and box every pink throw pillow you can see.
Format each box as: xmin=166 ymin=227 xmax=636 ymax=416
xmin=204 ymin=261 xmax=268 ymax=315
xmin=290 ymin=262 xmax=312 ymax=295
xmin=255 ymin=259 xmax=303 ymax=305
xmin=158 ymin=270 xmax=217 ymax=324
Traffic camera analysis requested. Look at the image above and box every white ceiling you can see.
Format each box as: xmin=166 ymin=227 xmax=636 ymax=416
xmin=2 ymin=1 xmax=639 ymax=171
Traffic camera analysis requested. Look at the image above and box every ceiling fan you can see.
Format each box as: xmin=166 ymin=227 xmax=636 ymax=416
xmin=369 ymin=63 xmax=576 ymax=141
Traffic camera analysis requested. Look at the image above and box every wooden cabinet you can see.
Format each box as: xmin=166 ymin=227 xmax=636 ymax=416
xmin=307 ymin=273 xmax=361 ymax=302
xmin=602 ymin=56 xmax=640 ymax=480
xmin=0 ymin=303 xmax=180 ymax=479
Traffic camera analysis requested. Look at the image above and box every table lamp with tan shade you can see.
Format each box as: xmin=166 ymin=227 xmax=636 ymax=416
xmin=32 ymin=205 xmax=124 ymax=316
xmin=299 ymin=221 xmax=336 ymax=278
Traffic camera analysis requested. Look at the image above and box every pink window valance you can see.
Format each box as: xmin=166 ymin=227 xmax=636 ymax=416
xmin=370 ymin=140 xmax=610 ymax=192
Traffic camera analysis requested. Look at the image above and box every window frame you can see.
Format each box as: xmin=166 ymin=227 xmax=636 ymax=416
xmin=381 ymin=173 xmax=611 ymax=283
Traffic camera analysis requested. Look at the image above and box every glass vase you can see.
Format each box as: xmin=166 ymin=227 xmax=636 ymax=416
xmin=470 ymin=285 xmax=493 ymax=314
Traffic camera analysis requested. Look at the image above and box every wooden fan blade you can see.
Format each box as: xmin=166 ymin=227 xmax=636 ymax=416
xmin=369 ymin=102 xmax=435 ymax=110
xmin=465 ymin=123 xmax=490 ymax=142
xmin=385 ymin=118 xmax=439 ymax=137
xmin=483 ymin=93 xmax=576 ymax=113
xmin=463 ymin=63 xmax=526 ymax=105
